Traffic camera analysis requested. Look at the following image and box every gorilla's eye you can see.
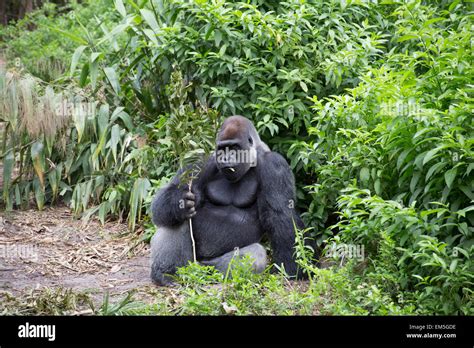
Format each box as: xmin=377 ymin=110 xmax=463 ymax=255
xmin=248 ymin=137 xmax=253 ymax=145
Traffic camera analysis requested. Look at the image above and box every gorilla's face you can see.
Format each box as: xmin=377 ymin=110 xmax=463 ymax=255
xmin=215 ymin=116 xmax=258 ymax=182
xmin=216 ymin=137 xmax=254 ymax=182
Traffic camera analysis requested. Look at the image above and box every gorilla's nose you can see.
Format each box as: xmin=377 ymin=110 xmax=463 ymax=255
xmin=224 ymin=167 xmax=236 ymax=174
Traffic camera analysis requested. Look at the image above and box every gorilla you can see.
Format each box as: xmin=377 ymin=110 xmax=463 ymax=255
xmin=150 ymin=115 xmax=306 ymax=285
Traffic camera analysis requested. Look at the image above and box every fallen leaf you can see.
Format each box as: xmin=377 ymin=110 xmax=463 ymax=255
xmin=111 ymin=264 xmax=122 ymax=273
xmin=222 ymin=302 xmax=238 ymax=314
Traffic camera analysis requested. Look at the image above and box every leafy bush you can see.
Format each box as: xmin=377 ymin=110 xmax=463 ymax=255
xmin=294 ymin=1 xmax=473 ymax=314
xmin=174 ymin=257 xmax=321 ymax=315
xmin=1 ymin=0 xmax=472 ymax=314
xmin=330 ymin=188 xmax=473 ymax=314
xmin=0 ymin=1 xmax=119 ymax=81
xmin=0 ymin=71 xmax=146 ymax=226
xmin=72 ymin=0 xmax=387 ymax=138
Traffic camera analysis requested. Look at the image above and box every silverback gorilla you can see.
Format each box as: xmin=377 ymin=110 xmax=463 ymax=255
xmin=150 ymin=115 xmax=305 ymax=285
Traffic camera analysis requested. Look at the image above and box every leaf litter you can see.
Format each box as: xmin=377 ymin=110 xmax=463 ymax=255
xmin=0 ymin=205 xmax=160 ymax=314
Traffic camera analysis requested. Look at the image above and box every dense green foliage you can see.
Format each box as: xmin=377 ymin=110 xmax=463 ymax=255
xmin=1 ymin=0 xmax=472 ymax=314
xmin=0 ymin=1 xmax=120 ymax=81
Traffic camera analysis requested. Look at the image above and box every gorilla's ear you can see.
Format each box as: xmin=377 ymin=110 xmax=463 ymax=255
xmin=256 ymin=138 xmax=270 ymax=152
xmin=248 ymin=136 xmax=253 ymax=145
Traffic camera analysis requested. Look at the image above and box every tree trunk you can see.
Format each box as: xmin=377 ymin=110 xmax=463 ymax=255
xmin=0 ymin=0 xmax=6 ymax=25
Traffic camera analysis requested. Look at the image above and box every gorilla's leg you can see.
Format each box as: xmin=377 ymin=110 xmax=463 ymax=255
xmin=200 ymin=243 xmax=268 ymax=274
xmin=150 ymin=223 xmax=193 ymax=286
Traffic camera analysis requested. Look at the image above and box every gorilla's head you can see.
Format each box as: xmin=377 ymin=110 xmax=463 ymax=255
xmin=215 ymin=115 xmax=268 ymax=182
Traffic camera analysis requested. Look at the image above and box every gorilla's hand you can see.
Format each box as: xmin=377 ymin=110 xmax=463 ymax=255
xmin=180 ymin=191 xmax=196 ymax=219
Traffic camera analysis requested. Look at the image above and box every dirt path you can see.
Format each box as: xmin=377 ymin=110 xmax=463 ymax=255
xmin=0 ymin=206 xmax=158 ymax=314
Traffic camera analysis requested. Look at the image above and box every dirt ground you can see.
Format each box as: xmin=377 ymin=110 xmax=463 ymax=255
xmin=0 ymin=205 xmax=159 ymax=314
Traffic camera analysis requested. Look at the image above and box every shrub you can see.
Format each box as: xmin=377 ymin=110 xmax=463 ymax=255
xmin=0 ymin=1 xmax=119 ymax=81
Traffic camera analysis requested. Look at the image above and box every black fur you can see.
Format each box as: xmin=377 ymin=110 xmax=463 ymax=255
xmin=150 ymin=116 xmax=307 ymax=285
xmin=255 ymin=149 xmax=304 ymax=276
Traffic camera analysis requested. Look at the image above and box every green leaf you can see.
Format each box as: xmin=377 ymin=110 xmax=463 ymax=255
xmin=432 ymin=254 xmax=446 ymax=269
xmin=410 ymin=172 xmax=421 ymax=193
xmin=425 ymin=162 xmax=446 ymax=181
xmin=2 ymin=151 xmax=14 ymax=205
xmin=449 ymin=0 xmax=461 ymax=11
xmin=110 ymin=124 xmax=121 ymax=162
xmin=453 ymin=247 xmax=469 ymax=258
xmin=143 ymin=29 xmax=158 ymax=45
xmin=128 ymin=178 xmax=151 ymax=231
xmin=99 ymin=202 xmax=110 ymax=225
xmin=459 ymin=186 xmax=474 ymax=201
xmin=90 ymin=57 xmax=99 ymax=90
xmin=70 ymin=45 xmax=87 ymax=77
xmin=414 ymin=151 xmax=427 ymax=170
xmin=424 ymin=18 xmax=445 ymax=27
xmin=400 ymin=233 xmax=409 ymax=247
xmin=126 ymin=0 xmax=140 ymax=11
xmin=111 ymin=107 xmax=133 ymax=130
xmin=97 ymin=104 xmax=110 ymax=136
xmin=248 ymin=76 xmax=255 ymax=90
xmin=214 ymin=30 xmax=222 ymax=46
xmin=140 ymin=9 xmax=159 ymax=31
xmin=449 ymin=259 xmax=458 ymax=273
xmin=360 ymin=167 xmax=370 ymax=184
xmin=33 ymin=177 xmax=45 ymax=210
xmin=466 ymin=163 xmax=474 ymax=176
xmin=97 ymin=23 xmax=129 ymax=46
xmin=397 ymin=34 xmax=418 ymax=42
xmin=14 ymin=184 xmax=21 ymax=207
xmin=91 ymin=52 xmax=102 ymax=62
xmin=397 ymin=149 xmax=411 ymax=171
xmin=299 ymin=81 xmax=308 ymax=93
xmin=48 ymin=170 xmax=58 ymax=199
xmin=114 ymin=0 xmax=127 ymax=17
xmin=72 ymin=101 xmax=87 ymax=142
xmin=93 ymin=125 xmax=109 ymax=161
xmin=219 ymin=44 xmax=228 ymax=56
xmin=31 ymin=141 xmax=45 ymax=188
xmin=79 ymin=62 xmax=90 ymax=87
xmin=104 ymin=67 xmax=121 ymax=94
xmin=413 ymin=127 xmax=434 ymax=140
xmin=444 ymin=168 xmax=457 ymax=188
xmin=84 ymin=180 xmax=93 ymax=210
xmin=423 ymin=146 xmax=447 ymax=166
xmin=374 ymin=179 xmax=382 ymax=195
xmin=46 ymin=25 xmax=88 ymax=45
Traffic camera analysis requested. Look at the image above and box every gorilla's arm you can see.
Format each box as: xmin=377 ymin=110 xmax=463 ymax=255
xmin=151 ymin=168 xmax=192 ymax=227
xmin=256 ymin=151 xmax=303 ymax=277
xmin=151 ymin=158 xmax=217 ymax=228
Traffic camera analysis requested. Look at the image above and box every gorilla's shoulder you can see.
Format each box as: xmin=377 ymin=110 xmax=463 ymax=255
xmin=260 ymin=150 xmax=291 ymax=168
xmin=257 ymin=150 xmax=294 ymax=179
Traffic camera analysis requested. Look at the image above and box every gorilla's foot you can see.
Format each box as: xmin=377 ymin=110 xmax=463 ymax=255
xmin=201 ymin=243 xmax=268 ymax=274
xmin=150 ymin=265 xmax=176 ymax=287
xmin=149 ymin=224 xmax=193 ymax=286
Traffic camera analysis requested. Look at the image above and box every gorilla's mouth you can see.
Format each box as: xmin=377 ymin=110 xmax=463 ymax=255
xmin=223 ymin=167 xmax=236 ymax=174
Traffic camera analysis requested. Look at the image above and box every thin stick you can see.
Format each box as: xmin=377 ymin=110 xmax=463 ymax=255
xmin=188 ymin=179 xmax=197 ymax=263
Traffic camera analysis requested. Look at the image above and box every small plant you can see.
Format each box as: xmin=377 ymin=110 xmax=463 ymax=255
xmin=0 ymin=288 xmax=93 ymax=315
xmin=98 ymin=291 xmax=140 ymax=316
